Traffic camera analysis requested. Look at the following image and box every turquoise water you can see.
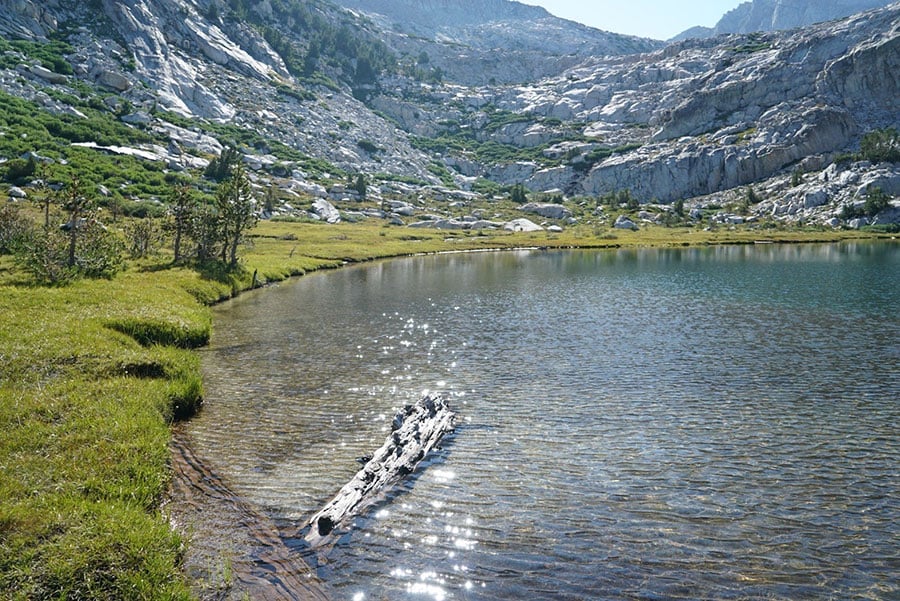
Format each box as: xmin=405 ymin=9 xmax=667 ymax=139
xmin=194 ymin=242 xmax=899 ymax=600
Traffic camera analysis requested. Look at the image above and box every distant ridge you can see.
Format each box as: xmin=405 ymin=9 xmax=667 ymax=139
xmin=336 ymin=0 xmax=551 ymax=31
xmin=672 ymin=0 xmax=895 ymax=40
xmin=333 ymin=0 xmax=661 ymax=84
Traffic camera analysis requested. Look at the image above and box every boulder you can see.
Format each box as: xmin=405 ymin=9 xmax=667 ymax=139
xmin=9 ymin=186 xmax=27 ymax=199
xmin=614 ymin=215 xmax=639 ymax=230
xmin=520 ymin=202 xmax=572 ymax=220
xmin=503 ymin=218 xmax=543 ymax=232
xmin=29 ymin=64 xmax=68 ymax=85
xmin=121 ymin=112 xmax=153 ymax=125
xmin=311 ymin=199 xmax=341 ymax=224
xmin=292 ymin=181 xmax=328 ymax=198
xmin=385 ymin=200 xmax=416 ymax=216
xmin=469 ymin=220 xmax=503 ymax=230
xmin=871 ymin=203 xmax=900 ymax=225
xmin=408 ymin=218 xmax=467 ymax=230
xmin=96 ymin=70 xmax=131 ymax=92
xmin=803 ymin=190 xmax=829 ymax=208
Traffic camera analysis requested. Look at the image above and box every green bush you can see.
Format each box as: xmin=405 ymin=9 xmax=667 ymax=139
xmin=14 ymin=226 xmax=77 ymax=284
xmin=860 ymin=128 xmax=900 ymax=163
xmin=510 ymin=183 xmax=528 ymax=203
xmin=472 ymin=177 xmax=501 ymax=196
xmin=3 ymin=156 xmax=37 ymax=183
xmin=357 ymin=139 xmax=380 ymax=153
xmin=204 ymin=146 xmax=242 ymax=181
xmin=863 ymin=186 xmax=891 ymax=217
xmin=0 ymin=204 xmax=35 ymax=254
xmin=14 ymin=217 xmax=125 ymax=284
xmin=427 ymin=161 xmax=455 ymax=187
xmin=572 ymin=143 xmax=643 ymax=172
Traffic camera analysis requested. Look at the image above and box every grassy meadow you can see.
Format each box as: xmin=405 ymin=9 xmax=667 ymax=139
xmin=0 ymin=215 xmax=890 ymax=599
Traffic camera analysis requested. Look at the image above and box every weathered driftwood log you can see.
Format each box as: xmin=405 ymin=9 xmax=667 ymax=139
xmin=303 ymin=392 xmax=456 ymax=548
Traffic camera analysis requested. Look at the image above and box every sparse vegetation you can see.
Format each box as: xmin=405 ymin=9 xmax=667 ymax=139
xmin=510 ymin=183 xmax=528 ymax=203
xmin=357 ymin=139 xmax=380 ymax=154
xmin=731 ymin=33 xmax=773 ymax=54
xmin=572 ymin=143 xmax=643 ymax=172
xmin=863 ymin=186 xmax=891 ymax=217
xmin=859 ymin=127 xmax=900 ymax=163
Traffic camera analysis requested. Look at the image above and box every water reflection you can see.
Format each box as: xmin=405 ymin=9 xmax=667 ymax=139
xmin=192 ymin=243 xmax=900 ymax=600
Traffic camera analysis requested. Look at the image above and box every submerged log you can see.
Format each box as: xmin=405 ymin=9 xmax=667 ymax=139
xmin=304 ymin=392 xmax=456 ymax=548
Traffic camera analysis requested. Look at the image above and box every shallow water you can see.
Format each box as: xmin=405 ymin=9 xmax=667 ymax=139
xmin=191 ymin=243 xmax=899 ymax=600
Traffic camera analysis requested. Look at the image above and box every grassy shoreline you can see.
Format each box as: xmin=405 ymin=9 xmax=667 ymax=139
xmin=0 ymin=221 xmax=893 ymax=598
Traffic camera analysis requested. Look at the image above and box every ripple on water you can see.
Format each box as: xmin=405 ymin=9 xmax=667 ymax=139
xmin=190 ymin=246 xmax=900 ymax=600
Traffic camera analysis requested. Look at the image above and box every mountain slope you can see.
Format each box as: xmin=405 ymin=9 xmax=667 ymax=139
xmin=673 ymin=0 xmax=895 ymax=40
xmin=333 ymin=0 xmax=661 ymax=84
xmin=369 ymin=3 xmax=898 ymax=206
xmin=0 ymin=0 xmax=897 ymax=230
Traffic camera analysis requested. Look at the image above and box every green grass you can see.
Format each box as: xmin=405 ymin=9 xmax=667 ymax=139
xmin=0 ymin=214 xmax=891 ymax=599
xmin=0 ymin=265 xmax=222 ymax=599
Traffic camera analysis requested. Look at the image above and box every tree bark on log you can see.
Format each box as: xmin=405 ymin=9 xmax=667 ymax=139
xmin=303 ymin=392 xmax=456 ymax=548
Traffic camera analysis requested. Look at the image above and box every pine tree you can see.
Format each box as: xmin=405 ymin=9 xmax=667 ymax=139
xmin=169 ymin=184 xmax=195 ymax=263
xmin=215 ymin=163 xmax=257 ymax=266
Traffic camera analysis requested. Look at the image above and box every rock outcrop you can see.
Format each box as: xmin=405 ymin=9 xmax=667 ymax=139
xmin=385 ymin=4 xmax=899 ymax=204
xmin=672 ymin=0 xmax=894 ymax=40
xmin=333 ymin=0 xmax=661 ymax=85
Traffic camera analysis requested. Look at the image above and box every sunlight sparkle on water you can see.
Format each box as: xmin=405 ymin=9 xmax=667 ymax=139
xmin=352 ymin=593 xmax=365 ymax=601
xmin=432 ymin=469 xmax=455 ymax=484
xmin=407 ymin=573 xmax=447 ymax=601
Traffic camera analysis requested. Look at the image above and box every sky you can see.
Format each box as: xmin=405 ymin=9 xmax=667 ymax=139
xmin=519 ymin=0 xmax=746 ymax=40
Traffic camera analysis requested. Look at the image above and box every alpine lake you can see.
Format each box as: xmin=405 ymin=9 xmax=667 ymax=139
xmin=186 ymin=242 xmax=899 ymax=600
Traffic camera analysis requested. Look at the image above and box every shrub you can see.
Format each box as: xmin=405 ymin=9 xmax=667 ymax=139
xmin=14 ymin=226 xmax=77 ymax=284
xmin=69 ymin=218 xmax=126 ymax=278
xmin=840 ymin=203 xmax=862 ymax=220
xmin=863 ymin=186 xmax=891 ymax=217
xmin=472 ymin=178 xmax=500 ymax=197
xmin=3 ymin=156 xmax=37 ymax=183
xmin=357 ymin=139 xmax=380 ymax=154
xmin=126 ymin=217 xmax=164 ymax=258
xmin=352 ymin=173 xmax=367 ymax=199
xmin=14 ymin=216 xmax=124 ymax=284
xmin=860 ymin=128 xmax=900 ymax=163
xmin=509 ymin=183 xmax=528 ymax=204
xmin=0 ymin=203 xmax=35 ymax=254
xmin=625 ymin=190 xmax=640 ymax=210
xmin=204 ymin=146 xmax=242 ymax=181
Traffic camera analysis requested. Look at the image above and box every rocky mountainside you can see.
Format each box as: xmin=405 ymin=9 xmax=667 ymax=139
xmin=371 ymin=4 xmax=899 ymax=207
xmin=1 ymin=0 xmax=898 ymax=230
xmin=333 ymin=0 xmax=661 ymax=85
xmin=674 ymin=0 xmax=895 ymax=40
